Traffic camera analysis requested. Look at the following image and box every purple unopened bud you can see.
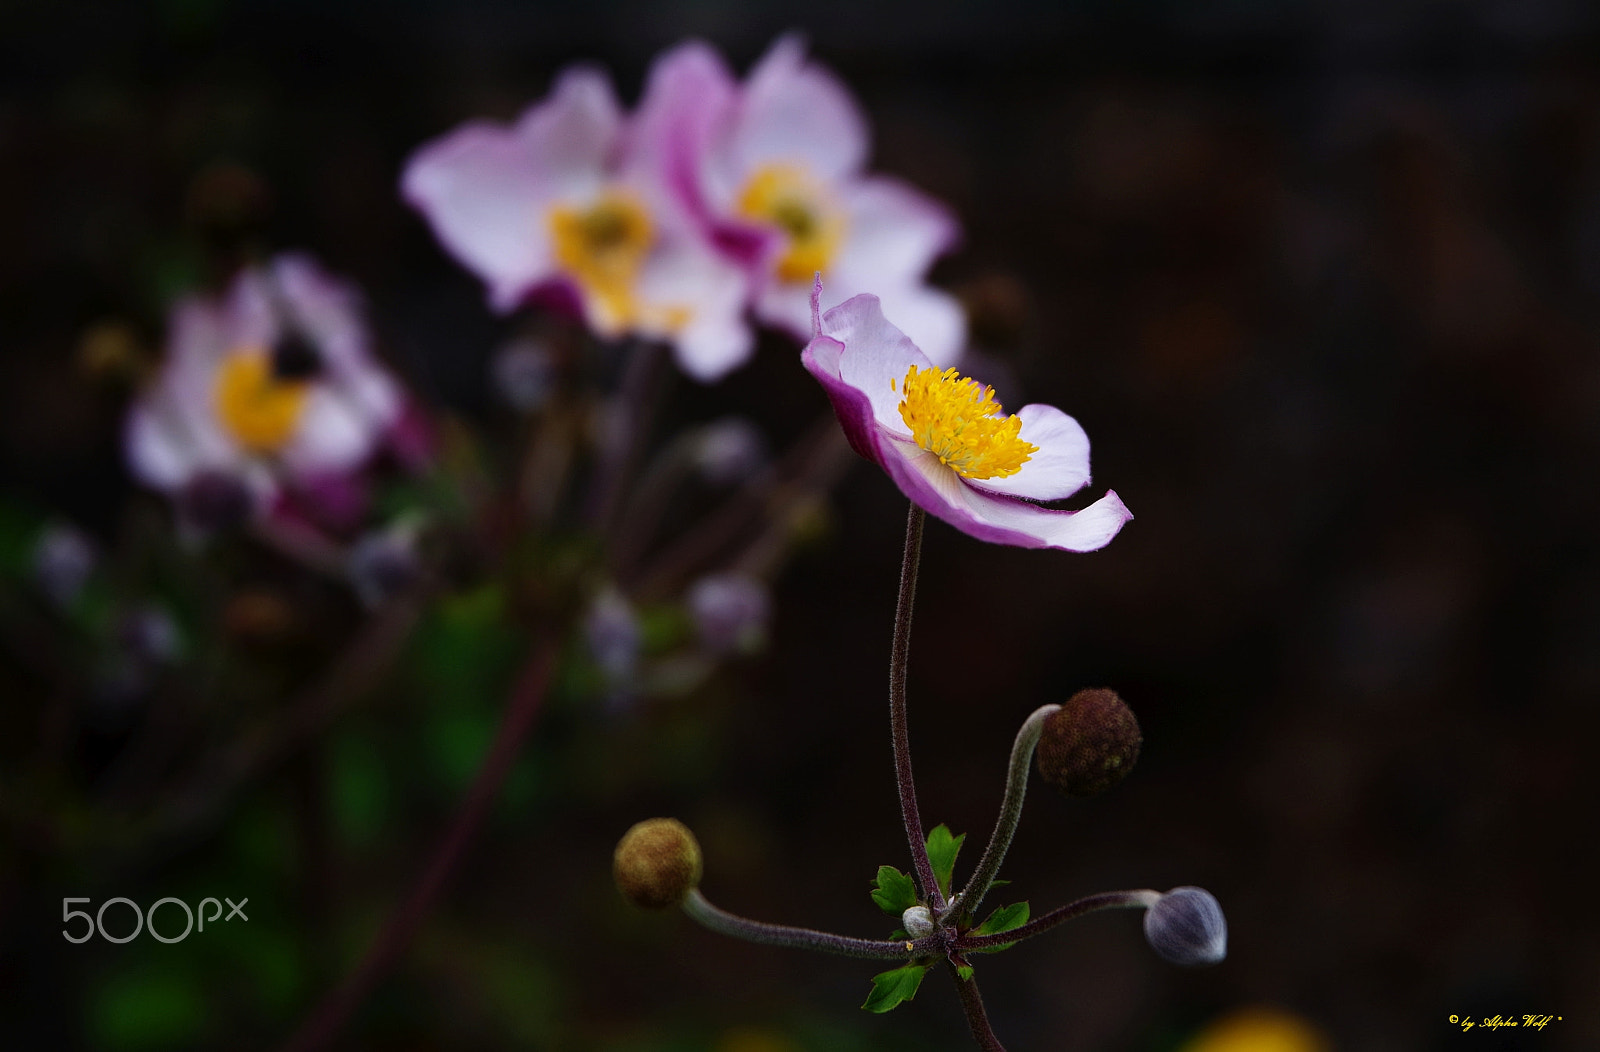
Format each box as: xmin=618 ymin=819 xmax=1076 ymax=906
xmin=687 ymin=573 xmax=770 ymax=656
xmin=32 ymin=524 xmax=95 ymax=608
xmin=585 ymin=587 xmax=640 ymax=682
xmin=491 ymin=338 xmax=556 ymax=411
xmin=694 ymin=417 xmax=766 ymax=486
xmin=1143 ymin=886 xmax=1227 ymax=967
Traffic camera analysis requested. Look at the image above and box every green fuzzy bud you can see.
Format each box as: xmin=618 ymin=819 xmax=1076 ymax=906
xmin=1035 ymin=688 xmax=1142 ymax=797
xmin=613 ymin=818 xmax=703 ymax=909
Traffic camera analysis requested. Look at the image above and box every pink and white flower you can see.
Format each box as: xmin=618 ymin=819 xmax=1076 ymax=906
xmin=125 ymin=254 xmax=406 ymax=523
xmin=401 ymin=68 xmax=754 ymax=382
xmin=801 ymin=288 xmax=1131 ymax=551
xmin=637 ymin=37 xmax=966 ymax=365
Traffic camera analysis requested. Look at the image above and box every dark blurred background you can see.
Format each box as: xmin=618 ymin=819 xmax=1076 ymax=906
xmin=3 ymin=0 xmax=1599 ymax=1049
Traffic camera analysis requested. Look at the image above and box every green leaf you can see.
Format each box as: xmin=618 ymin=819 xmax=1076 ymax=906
xmin=925 ymin=824 xmax=966 ymax=898
xmin=861 ymin=962 xmax=931 ymax=1013
xmin=869 ymin=865 xmax=918 ymax=915
xmin=956 ymin=964 xmax=975 ymax=982
xmin=971 ymin=901 xmax=1031 ymax=953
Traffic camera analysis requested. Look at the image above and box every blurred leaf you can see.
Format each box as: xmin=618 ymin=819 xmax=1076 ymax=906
xmin=861 ymin=962 xmax=929 ymax=1013
xmin=925 ymin=824 xmax=964 ymax=899
xmin=428 ymin=709 xmax=494 ymax=791
xmin=90 ymin=967 xmax=206 ymax=1051
xmin=869 ymin=865 xmax=917 ymax=915
xmin=330 ymin=733 xmax=388 ymax=845
xmin=956 ymin=964 xmax=975 ymax=982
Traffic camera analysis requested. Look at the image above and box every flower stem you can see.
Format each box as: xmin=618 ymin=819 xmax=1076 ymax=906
xmin=891 ymin=503 xmax=943 ymax=909
xmin=277 ymin=638 xmax=558 ymax=1052
xmin=954 ymin=704 xmax=1060 ymax=924
xmin=957 ymin=889 xmax=1160 ymax=952
xmin=947 ymin=959 xmax=1007 ymax=1051
xmin=682 ymin=889 xmax=927 ymax=960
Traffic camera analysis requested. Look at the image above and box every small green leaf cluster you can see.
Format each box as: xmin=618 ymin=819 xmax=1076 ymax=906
xmin=859 ymin=823 xmax=1031 ymax=1013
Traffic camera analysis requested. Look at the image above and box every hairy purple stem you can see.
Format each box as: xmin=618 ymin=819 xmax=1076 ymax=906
xmin=948 ymin=959 xmax=1007 ymax=1051
xmin=682 ymin=889 xmax=930 ymax=960
xmin=957 ymin=889 xmax=1159 ymax=952
xmin=891 ymin=504 xmax=943 ymax=909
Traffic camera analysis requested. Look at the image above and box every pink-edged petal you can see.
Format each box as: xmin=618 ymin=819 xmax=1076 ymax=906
xmin=522 ymin=66 xmax=624 ymax=200
xmin=868 ymin=284 xmax=967 ymax=369
xmin=399 ymin=67 xmax=629 ymax=313
xmin=821 ymin=294 xmax=933 ymax=435
xmin=963 ymin=403 xmax=1091 ymax=501
xmin=800 ymin=334 xmax=883 ymax=462
xmin=401 ymin=121 xmax=558 ymax=311
xmin=726 ymin=35 xmax=868 ymax=185
xmin=835 ymin=175 xmax=961 ymax=283
xmin=630 ymin=41 xmax=739 ymax=219
xmin=266 ymin=254 xmax=370 ymax=370
xmin=879 ymin=437 xmax=1131 ymax=551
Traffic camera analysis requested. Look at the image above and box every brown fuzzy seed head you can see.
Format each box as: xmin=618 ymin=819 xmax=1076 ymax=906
xmin=613 ymin=818 xmax=702 ymax=909
xmin=1035 ymin=688 xmax=1142 ymax=797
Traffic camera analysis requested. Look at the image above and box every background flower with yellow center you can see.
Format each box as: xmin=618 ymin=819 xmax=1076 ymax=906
xmin=126 ymin=254 xmax=407 ymax=521
xmin=636 ymin=37 xmax=967 ymax=366
xmin=212 ymin=349 xmax=311 ymax=453
xmin=403 ymin=66 xmax=754 ymax=381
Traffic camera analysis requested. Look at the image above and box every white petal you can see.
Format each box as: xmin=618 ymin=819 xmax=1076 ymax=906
xmin=278 ymin=387 xmax=375 ymax=477
xmin=963 ymin=403 xmax=1091 ymax=501
xmin=726 ymin=35 xmax=868 ymax=184
xmin=398 ymin=69 xmax=630 ymax=314
xmin=835 ymin=176 xmax=960 ymax=283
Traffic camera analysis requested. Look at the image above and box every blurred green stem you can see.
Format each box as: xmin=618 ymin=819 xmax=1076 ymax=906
xmin=278 ymin=635 xmax=558 ymax=1052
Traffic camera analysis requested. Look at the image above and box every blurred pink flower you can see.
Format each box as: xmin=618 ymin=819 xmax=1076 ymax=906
xmin=401 ymin=68 xmax=754 ymax=381
xmin=125 ymin=254 xmax=406 ymax=524
xmin=802 ymin=287 xmax=1130 ymax=550
xmin=638 ymin=37 xmax=966 ymax=365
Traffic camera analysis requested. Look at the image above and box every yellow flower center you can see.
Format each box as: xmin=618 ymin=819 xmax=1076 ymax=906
xmin=736 ymin=164 xmax=846 ymax=283
xmin=550 ymin=190 xmax=655 ymax=331
xmin=895 ymin=366 xmax=1037 ymax=480
xmin=213 ymin=349 xmax=310 ymax=453
xmin=548 ymin=189 xmax=692 ymax=334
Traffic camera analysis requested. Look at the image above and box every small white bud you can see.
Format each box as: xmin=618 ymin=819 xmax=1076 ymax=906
xmin=901 ymin=905 xmax=934 ymax=938
xmin=1143 ymin=886 xmax=1227 ymax=967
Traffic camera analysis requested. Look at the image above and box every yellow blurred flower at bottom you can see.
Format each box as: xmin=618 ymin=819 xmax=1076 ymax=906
xmin=713 ymin=1027 xmax=799 ymax=1052
xmin=1179 ymin=1007 xmax=1332 ymax=1052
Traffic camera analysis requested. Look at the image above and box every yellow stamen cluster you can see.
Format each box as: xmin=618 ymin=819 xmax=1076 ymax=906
xmin=550 ymin=191 xmax=656 ymax=331
xmin=213 ymin=349 xmax=309 ymax=453
xmin=736 ymin=164 xmax=846 ymax=283
xmin=549 ymin=190 xmax=693 ymax=334
xmin=896 ymin=365 xmax=1037 ymax=480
